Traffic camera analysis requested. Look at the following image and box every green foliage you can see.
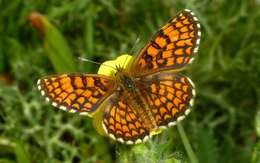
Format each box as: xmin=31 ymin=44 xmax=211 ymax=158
xmin=15 ymin=141 xmax=30 ymax=163
xmin=195 ymin=125 xmax=218 ymax=163
xmin=0 ymin=0 xmax=260 ymax=162
xmin=41 ymin=14 xmax=77 ymax=73
xmin=117 ymin=129 xmax=185 ymax=163
xmin=253 ymin=110 xmax=260 ymax=163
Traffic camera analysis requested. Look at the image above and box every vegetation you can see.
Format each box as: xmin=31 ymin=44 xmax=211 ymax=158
xmin=0 ymin=0 xmax=260 ymax=162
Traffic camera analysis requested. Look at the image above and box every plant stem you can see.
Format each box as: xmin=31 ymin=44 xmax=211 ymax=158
xmin=177 ymin=123 xmax=198 ymax=163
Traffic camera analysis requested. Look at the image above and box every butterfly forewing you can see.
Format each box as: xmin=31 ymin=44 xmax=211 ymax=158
xmin=131 ymin=9 xmax=201 ymax=76
xmin=37 ymin=74 xmax=114 ymax=116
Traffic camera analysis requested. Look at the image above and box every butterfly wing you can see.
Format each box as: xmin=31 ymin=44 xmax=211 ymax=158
xmin=37 ymin=74 xmax=114 ymax=116
xmin=137 ymin=72 xmax=195 ymax=128
xmin=131 ymin=9 xmax=201 ymax=75
xmin=102 ymin=72 xmax=195 ymax=144
xmin=102 ymin=89 xmax=150 ymax=144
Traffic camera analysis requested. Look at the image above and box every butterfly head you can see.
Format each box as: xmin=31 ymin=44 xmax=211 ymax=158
xmin=113 ymin=68 xmax=135 ymax=92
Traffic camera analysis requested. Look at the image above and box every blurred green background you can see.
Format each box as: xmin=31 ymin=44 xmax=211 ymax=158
xmin=1 ymin=0 xmax=260 ymax=162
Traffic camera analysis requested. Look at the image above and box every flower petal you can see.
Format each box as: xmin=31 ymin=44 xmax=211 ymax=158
xmin=98 ymin=54 xmax=133 ymax=76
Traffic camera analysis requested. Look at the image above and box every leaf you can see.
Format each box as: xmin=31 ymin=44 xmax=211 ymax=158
xmin=30 ymin=12 xmax=77 ymax=73
xmin=256 ymin=110 xmax=260 ymax=137
xmin=252 ymin=142 xmax=260 ymax=163
xmin=196 ymin=126 xmax=218 ymax=163
xmin=15 ymin=141 xmax=30 ymax=163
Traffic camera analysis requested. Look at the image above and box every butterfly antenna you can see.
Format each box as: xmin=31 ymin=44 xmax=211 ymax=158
xmin=122 ymin=34 xmax=141 ymax=68
xmin=78 ymin=57 xmax=117 ymax=70
xmin=130 ymin=34 xmax=141 ymax=55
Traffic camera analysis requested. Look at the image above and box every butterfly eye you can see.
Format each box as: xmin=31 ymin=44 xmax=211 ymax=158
xmin=118 ymin=74 xmax=135 ymax=89
xmin=126 ymin=82 xmax=133 ymax=89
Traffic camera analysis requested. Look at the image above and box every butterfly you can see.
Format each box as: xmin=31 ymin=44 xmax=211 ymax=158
xmin=37 ymin=9 xmax=201 ymax=144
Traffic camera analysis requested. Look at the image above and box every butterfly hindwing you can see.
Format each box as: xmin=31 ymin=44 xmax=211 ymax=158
xmin=37 ymin=74 xmax=114 ymax=116
xmin=131 ymin=9 xmax=201 ymax=75
xmin=138 ymin=72 xmax=195 ymax=128
xmin=102 ymin=89 xmax=150 ymax=144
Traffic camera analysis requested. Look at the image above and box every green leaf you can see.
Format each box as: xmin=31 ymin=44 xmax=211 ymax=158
xmin=252 ymin=142 xmax=260 ymax=163
xmin=43 ymin=16 xmax=77 ymax=73
xmin=256 ymin=110 xmax=260 ymax=137
xmin=31 ymin=12 xmax=77 ymax=73
xmin=15 ymin=141 xmax=30 ymax=163
xmin=196 ymin=126 xmax=218 ymax=163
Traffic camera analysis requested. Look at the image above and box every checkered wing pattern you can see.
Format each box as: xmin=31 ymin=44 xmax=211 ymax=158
xmin=102 ymin=89 xmax=150 ymax=144
xmin=37 ymin=74 xmax=114 ymax=116
xmin=131 ymin=9 xmax=201 ymax=75
xmin=138 ymin=72 xmax=195 ymax=128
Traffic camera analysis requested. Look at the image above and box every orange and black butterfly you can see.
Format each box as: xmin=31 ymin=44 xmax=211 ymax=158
xmin=37 ymin=9 xmax=201 ymax=144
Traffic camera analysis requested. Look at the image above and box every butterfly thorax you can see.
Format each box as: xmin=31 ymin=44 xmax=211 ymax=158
xmin=115 ymin=70 xmax=159 ymax=133
xmin=117 ymin=72 xmax=136 ymax=93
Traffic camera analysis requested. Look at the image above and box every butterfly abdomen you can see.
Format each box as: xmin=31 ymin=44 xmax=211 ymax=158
xmin=130 ymin=91 xmax=159 ymax=132
xmin=117 ymin=72 xmax=158 ymax=132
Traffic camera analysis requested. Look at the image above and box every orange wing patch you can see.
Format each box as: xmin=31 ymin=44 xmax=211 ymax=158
xmin=132 ymin=9 xmax=201 ymax=75
xmin=102 ymin=91 xmax=150 ymax=144
xmin=139 ymin=72 xmax=195 ymax=128
xmin=37 ymin=74 xmax=114 ymax=116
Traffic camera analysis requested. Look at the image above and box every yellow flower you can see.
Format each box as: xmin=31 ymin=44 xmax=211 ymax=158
xmin=92 ymin=54 xmax=133 ymax=136
xmin=97 ymin=54 xmax=133 ymax=76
